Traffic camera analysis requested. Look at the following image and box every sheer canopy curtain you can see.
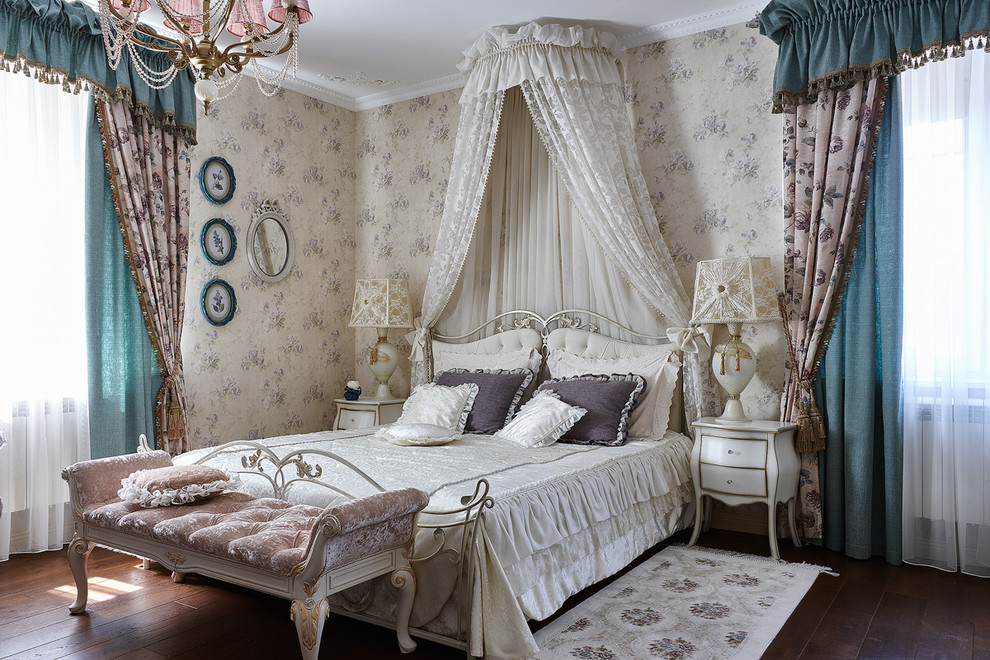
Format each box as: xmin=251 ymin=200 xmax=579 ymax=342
xmin=0 ymin=72 xmax=90 ymax=560
xmin=442 ymin=87 xmax=661 ymax=339
xmin=901 ymin=49 xmax=990 ymax=577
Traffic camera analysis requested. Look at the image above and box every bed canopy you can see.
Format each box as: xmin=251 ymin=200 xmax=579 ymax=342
xmin=407 ymin=23 xmax=715 ymax=423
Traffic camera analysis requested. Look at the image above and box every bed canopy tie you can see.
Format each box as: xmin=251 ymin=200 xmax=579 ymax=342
xmin=666 ymin=326 xmax=711 ymax=361
xmin=411 ymin=22 xmax=718 ymax=423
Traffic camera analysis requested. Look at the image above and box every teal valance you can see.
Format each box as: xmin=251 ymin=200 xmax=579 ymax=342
xmin=759 ymin=0 xmax=990 ymax=112
xmin=0 ymin=0 xmax=196 ymax=141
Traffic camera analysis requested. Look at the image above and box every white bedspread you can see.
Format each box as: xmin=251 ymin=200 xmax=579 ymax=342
xmin=176 ymin=428 xmax=695 ymax=659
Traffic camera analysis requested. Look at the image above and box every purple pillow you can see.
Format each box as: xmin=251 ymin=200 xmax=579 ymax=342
xmin=434 ymin=368 xmax=534 ymax=434
xmin=536 ymin=374 xmax=645 ymax=446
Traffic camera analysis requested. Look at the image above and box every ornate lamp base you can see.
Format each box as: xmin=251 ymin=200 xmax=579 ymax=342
xmin=712 ymin=322 xmax=757 ymax=422
xmin=368 ymin=328 xmax=399 ymax=400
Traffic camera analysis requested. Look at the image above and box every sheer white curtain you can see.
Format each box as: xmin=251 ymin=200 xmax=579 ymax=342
xmin=901 ymin=49 xmax=990 ymax=577
xmin=0 ymin=72 xmax=90 ymax=561
xmin=441 ymin=87 xmax=660 ymax=339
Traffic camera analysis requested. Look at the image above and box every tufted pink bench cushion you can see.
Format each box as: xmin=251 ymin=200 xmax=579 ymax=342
xmin=65 ymin=451 xmax=429 ymax=577
xmin=85 ymin=493 xmax=325 ymax=575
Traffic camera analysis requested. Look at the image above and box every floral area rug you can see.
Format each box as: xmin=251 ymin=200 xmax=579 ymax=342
xmin=531 ymin=544 xmax=833 ymax=660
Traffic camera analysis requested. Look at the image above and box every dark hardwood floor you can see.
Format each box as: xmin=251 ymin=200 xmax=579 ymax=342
xmin=1 ymin=528 xmax=987 ymax=659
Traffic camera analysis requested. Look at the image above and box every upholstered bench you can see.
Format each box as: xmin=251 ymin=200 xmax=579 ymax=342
xmin=62 ymin=451 xmax=429 ymax=659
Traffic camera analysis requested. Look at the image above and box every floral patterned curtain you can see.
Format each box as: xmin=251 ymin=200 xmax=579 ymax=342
xmin=780 ymin=77 xmax=887 ymax=538
xmin=97 ymin=98 xmax=192 ymax=455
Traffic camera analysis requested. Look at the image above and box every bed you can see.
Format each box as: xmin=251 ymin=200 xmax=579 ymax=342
xmin=172 ymin=310 xmax=696 ymax=659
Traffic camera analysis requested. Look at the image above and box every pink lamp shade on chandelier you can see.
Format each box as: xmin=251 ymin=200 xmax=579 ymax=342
xmin=161 ymin=0 xmax=204 ymax=35
xmin=268 ymin=0 xmax=312 ymax=25
xmin=227 ymin=0 xmax=270 ymax=37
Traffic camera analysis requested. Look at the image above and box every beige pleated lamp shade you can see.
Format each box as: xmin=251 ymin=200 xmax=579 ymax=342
xmin=691 ymin=257 xmax=779 ymax=325
xmin=349 ymin=279 xmax=415 ymax=329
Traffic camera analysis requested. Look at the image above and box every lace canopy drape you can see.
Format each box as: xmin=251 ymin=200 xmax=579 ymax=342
xmin=409 ymin=23 xmax=713 ymax=423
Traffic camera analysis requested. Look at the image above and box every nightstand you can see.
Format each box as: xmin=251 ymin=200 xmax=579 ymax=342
xmin=332 ymin=398 xmax=405 ymax=431
xmin=687 ymin=417 xmax=801 ymax=559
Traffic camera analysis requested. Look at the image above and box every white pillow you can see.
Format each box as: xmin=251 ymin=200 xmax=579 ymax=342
xmin=396 ymin=383 xmax=480 ymax=432
xmin=118 ymin=465 xmax=240 ymax=508
xmin=494 ymin=391 xmax=587 ymax=448
xmin=546 ymin=348 xmax=680 ymax=440
xmin=376 ymin=423 xmax=460 ymax=446
xmin=432 ymin=346 xmax=543 ymax=376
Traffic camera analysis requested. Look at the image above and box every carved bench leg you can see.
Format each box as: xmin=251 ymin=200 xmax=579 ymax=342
xmin=290 ymin=598 xmax=329 ymax=660
xmin=391 ymin=566 xmax=417 ymax=654
xmin=67 ymin=536 xmax=94 ymax=614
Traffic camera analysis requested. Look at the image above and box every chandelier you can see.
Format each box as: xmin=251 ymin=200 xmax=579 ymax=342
xmin=98 ymin=0 xmax=314 ymax=114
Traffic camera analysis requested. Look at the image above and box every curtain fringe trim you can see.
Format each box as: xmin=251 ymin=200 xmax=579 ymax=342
xmin=771 ymin=32 xmax=990 ymax=113
xmin=0 ymin=51 xmax=197 ymax=144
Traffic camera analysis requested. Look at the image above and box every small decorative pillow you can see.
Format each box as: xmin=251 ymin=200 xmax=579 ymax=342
xmin=536 ymin=373 xmax=646 ymax=446
xmin=118 ymin=465 xmax=239 ymax=508
xmin=395 ymin=382 xmax=480 ymax=432
xmin=494 ymin=390 xmax=587 ymax=448
xmin=433 ymin=368 xmax=534 ymax=434
xmin=375 ymin=423 xmax=461 ymax=446
xmin=547 ymin=349 xmax=680 ymax=439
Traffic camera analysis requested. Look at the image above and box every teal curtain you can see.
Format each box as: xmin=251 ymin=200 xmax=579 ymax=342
xmin=85 ymin=103 xmax=161 ymax=459
xmin=817 ymin=77 xmax=903 ymax=563
xmin=0 ymin=0 xmax=196 ymax=134
xmin=759 ymin=0 xmax=990 ymax=111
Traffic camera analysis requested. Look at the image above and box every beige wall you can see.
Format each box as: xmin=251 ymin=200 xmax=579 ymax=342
xmin=184 ymin=84 xmax=357 ymax=447
xmin=623 ymin=24 xmax=786 ymax=418
xmin=181 ymin=22 xmax=785 ymax=447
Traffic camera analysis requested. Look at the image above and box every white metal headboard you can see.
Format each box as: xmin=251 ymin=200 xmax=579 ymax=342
xmin=429 ymin=309 xmax=682 ymax=432
xmin=432 ymin=308 xmax=670 ymax=348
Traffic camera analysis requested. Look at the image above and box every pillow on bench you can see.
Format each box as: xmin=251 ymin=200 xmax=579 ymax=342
xmin=119 ymin=465 xmax=239 ymax=508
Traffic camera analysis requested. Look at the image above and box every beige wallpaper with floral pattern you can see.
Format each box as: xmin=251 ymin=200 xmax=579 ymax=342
xmin=182 ymin=22 xmax=785 ymax=448
xmin=351 ymin=91 xmax=462 ymax=398
xmin=184 ymin=83 xmax=357 ymax=448
xmin=623 ymin=24 xmax=786 ymax=419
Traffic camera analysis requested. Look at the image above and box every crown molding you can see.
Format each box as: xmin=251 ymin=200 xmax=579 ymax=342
xmin=351 ymin=73 xmax=466 ymax=111
xmin=243 ymin=66 xmax=361 ymax=111
xmin=619 ymin=2 xmax=764 ymax=49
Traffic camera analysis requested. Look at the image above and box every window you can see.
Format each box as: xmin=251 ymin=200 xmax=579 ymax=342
xmin=0 ymin=70 xmax=89 ymax=559
xmin=901 ymin=49 xmax=990 ymax=577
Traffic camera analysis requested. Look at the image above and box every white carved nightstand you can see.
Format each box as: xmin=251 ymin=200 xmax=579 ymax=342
xmin=687 ymin=417 xmax=801 ymax=559
xmin=333 ymin=398 xmax=405 ymax=431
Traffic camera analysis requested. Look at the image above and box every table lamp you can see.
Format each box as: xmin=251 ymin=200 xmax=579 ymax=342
xmin=349 ymin=278 xmax=415 ymax=399
xmin=691 ymin=257 xmax=779 ymax=422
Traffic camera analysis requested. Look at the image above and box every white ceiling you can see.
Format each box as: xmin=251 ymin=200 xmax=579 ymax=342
xmin=85 ymin=0 xmax=765 ymax=111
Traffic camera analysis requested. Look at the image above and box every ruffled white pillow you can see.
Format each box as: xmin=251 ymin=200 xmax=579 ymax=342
xmin=395 ymin=383 xmax=480 ymax=432
xmin=494 ymin=391 xmax=587 ymax=448
xmin=119 ymin=465 xmax=240 ymax=508
xmin=375 ymin=423 xmax=461 ymax=446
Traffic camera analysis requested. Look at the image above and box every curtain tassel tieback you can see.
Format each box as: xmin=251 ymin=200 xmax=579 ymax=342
xmin=795 ymin=381 xmax=826 ymax=453
xmin=157 ymin=375 xmax=186 ymax=444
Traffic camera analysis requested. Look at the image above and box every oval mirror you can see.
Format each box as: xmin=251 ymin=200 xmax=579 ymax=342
xmin=246 ymin=200 xmax=294 ymax=283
